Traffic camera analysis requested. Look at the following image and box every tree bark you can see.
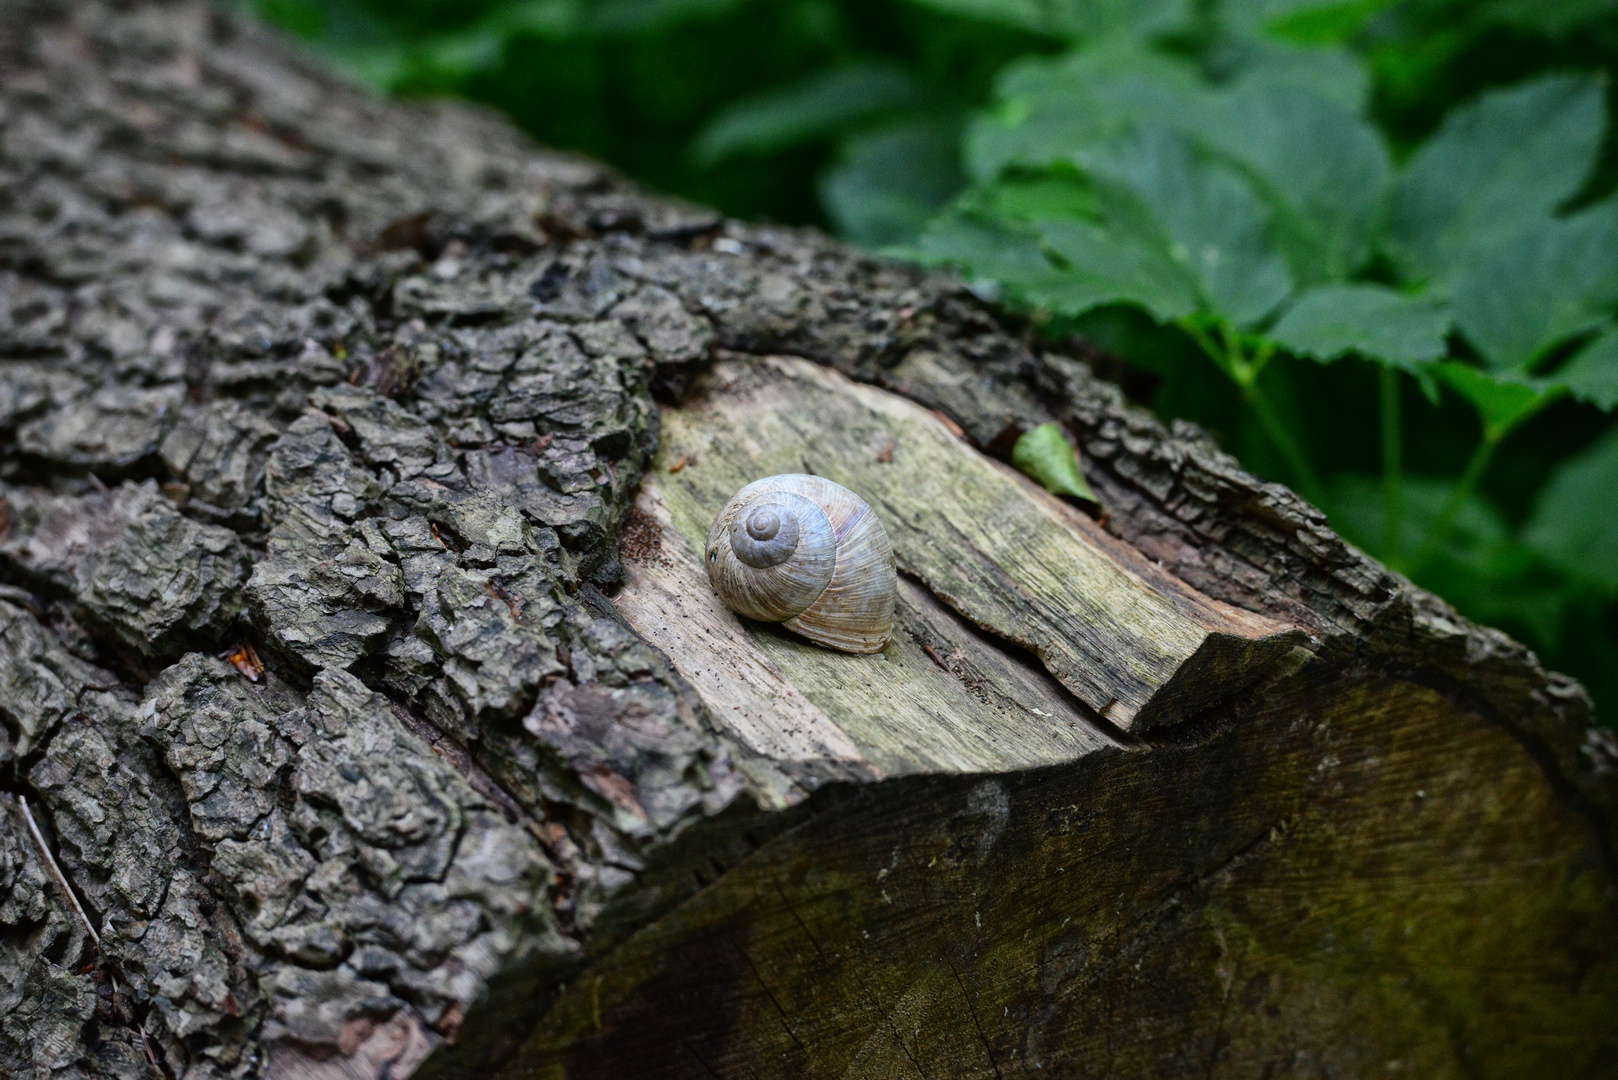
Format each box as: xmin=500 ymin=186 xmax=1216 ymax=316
xmin=0 ymin=3 xmax=1613 ymax=1079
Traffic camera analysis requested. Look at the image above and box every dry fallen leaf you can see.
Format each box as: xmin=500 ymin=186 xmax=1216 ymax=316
xmin=223 ymin=643 xmax=264 ymax=682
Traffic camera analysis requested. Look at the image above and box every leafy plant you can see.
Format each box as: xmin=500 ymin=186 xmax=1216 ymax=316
xmin=906 ymin=3 xmax=1618 ymax=689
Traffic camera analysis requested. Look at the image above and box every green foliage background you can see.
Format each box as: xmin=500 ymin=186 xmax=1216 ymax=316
xmin=256 ymin=0 xmax=1618 ymax=726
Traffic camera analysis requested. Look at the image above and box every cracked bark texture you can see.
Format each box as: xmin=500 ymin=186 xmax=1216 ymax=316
xmin=0 ymin=2 xmax=1614 ymax=1079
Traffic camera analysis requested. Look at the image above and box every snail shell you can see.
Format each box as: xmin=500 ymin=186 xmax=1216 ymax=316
xmin=705 ymin=474 xmax=896 ymax=654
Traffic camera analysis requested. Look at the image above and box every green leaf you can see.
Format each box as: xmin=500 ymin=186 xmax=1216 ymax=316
xmin=331 ymin=44 xmax=410 ymax=89
xmin=586 ymin=0 xmax=747 ymax=35
xmin=690 ymin=62 xmax=919 ymax=168
xmin=1190 ymin=74 xmax=1389 ymax=283
xmin=922 ymin=125 xmax=1293 ymax=326
xmin=1468 ymin=0 xmax=1618 ymax=38
xmin=1388 ymin=74 xmax=1608 ymax=283
xmin=1524 ymin=427 xmax=1618 ymax=593
xmin=1268 ymin=283 xmax=1450 ymax=368
xmin=255 ymin=0 xmax=325 ymax=38
xmin=1449 ymin=199 xmax=1618 ymax=370
xmin=906 ymin=211 xmax=1076 ymax=303
xmin=1013 ymin=423 xmax=1098 ymax=504
xmin=1330 ymin=473 xmax=1569 ymax=643
xmin=1259 ymin=0 xmax=1397 ymax=43
xmin=947 ymin=124 xmax=1297 ymax=325
xmin=968 ymin=49 xmax=1389 ymax=282
xmin=974 ymin=172 xmax=1100 ymax=223
xmin=963 ymin=47 xmax=1192 ymax=182
xmin=1216 ymin=0 xmax=1385 ymax=41
xmin=420 ymin=27 xmax=505 ymax=77
xmin=485 ymin=0 xmax=581 ymax=38
xmin=819 ymin=119 xmax=964 ymax=247
xmin=1555 ymin=327 xmax=1618 ymax=410
xmin=1433 ymin=361 xmax=1562 ymax=436
xmin=1067 ymin=126 xmax=1293 ymax=325
xmin=1033 ymin=215 xmax=1202 ymax=319
xmin=899 ymin=0 xmax=1192 ymax=40
xmin=1228 ymin=40 xmax=1371 ymax=110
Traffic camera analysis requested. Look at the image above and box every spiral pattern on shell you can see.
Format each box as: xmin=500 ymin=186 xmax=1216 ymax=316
xmin=705 ymin=474 xmax=896 ymax=654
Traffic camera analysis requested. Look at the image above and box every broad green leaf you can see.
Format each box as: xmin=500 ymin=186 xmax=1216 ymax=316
xmin=1034 ymin=215 xmax=1201 ymax=319
xmin=256 ymin=0 xmax=325 ymax=38
xmin=1013 ymin=423 xmax=1098 ymax=503
xmin=819 ymin=120 xmax=964 ymax=247
xmin=478 ymin=0 xmax=746 ymax=39
xmin=970 ymin=49 xmax=1388 ymax=282
xmin=1524 ymin=428 xmax=1618 ymax=593
xmin=1070 ymin=126 xmax=1293 ymax=325
xmin=1388 ymin=74 xmax=1607 ymax=283
xmin=1269 ymin=283 xmax=1449 ymax=368
xmin=1555 ymin=327 xmax=1618 ymax=410
xmin=1433 ymin=361 xmax=1562 ymax=436
xmin=1470 ymin=0 xmax=1618 ymax=38
xmin=1260 ymin=0 xmax=1396 ymax=43
xmin=586 ymin=0 xmax=746 ymax=34
xmin=974 ymin=172 xmax=1099 ymax=223
xmin=1449 ymin=199 xmax=1618 ymax=370
xmin=1228 ymin=39 xmax=1371 ymax=110
xmin=421 ymin=27 xmax=505 ymax=77
xmin=919 ymin=174 xmax=1207 ymax=321
xmin=1330 ymin=474 xmax=1509 ymax=565
xmin=690 ymin=62 xmax=919 ymax=168
xmin=898 ymin=0 xmax=1192 ymax=40
xmin=485 ymin=0 xmax=581 ymax=38
xmin=963 ymin=47 xmax=1193 ymax=181
xmin=331 ymin=44 xmax=409 ymax=89
xmin=907 ymin=211 xmax=1075 ymax=302
xmin=1189 ymin=74 xmax=1389 ymax=283
xmin=1219 ymin=0 xmax=1397 ymax=57
xmin=956 ymin=126 xmax=1276 ymax=322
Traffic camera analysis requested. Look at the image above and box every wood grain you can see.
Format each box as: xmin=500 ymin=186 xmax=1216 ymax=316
xmin=620 ymin=357 xmax=1306 ymax=738
xmin=616 ymin=477 xmax=1120 ymax=779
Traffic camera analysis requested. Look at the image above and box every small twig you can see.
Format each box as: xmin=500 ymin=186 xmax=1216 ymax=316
xmin=138 ymin=1026 xmax=161 ymax=1074
xmin=17 ymin=794 xmax=99 ymax=946
xmin=17 ymin=795 xmax=162 ymax=1076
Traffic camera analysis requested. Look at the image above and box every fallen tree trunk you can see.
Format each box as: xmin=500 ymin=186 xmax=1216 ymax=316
xmin=0 ymin=3 xmax=1614 ymax=1079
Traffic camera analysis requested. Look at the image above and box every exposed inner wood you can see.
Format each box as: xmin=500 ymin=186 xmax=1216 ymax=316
xmin=618 ymin=476 xmax=1119 ymax=780
xmin=616 ymin=357 xmax=1308 ymax=744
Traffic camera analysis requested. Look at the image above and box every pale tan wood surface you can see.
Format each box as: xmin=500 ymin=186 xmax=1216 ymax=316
xmin=617 ymin=477 xmax=1118 ymax=783
xmin=615 ymin=357 xmax=1306 ymax=762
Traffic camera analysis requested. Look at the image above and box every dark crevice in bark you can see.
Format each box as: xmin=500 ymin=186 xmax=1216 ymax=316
xmin=382 ymin=694 xmax=540 ymax=831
